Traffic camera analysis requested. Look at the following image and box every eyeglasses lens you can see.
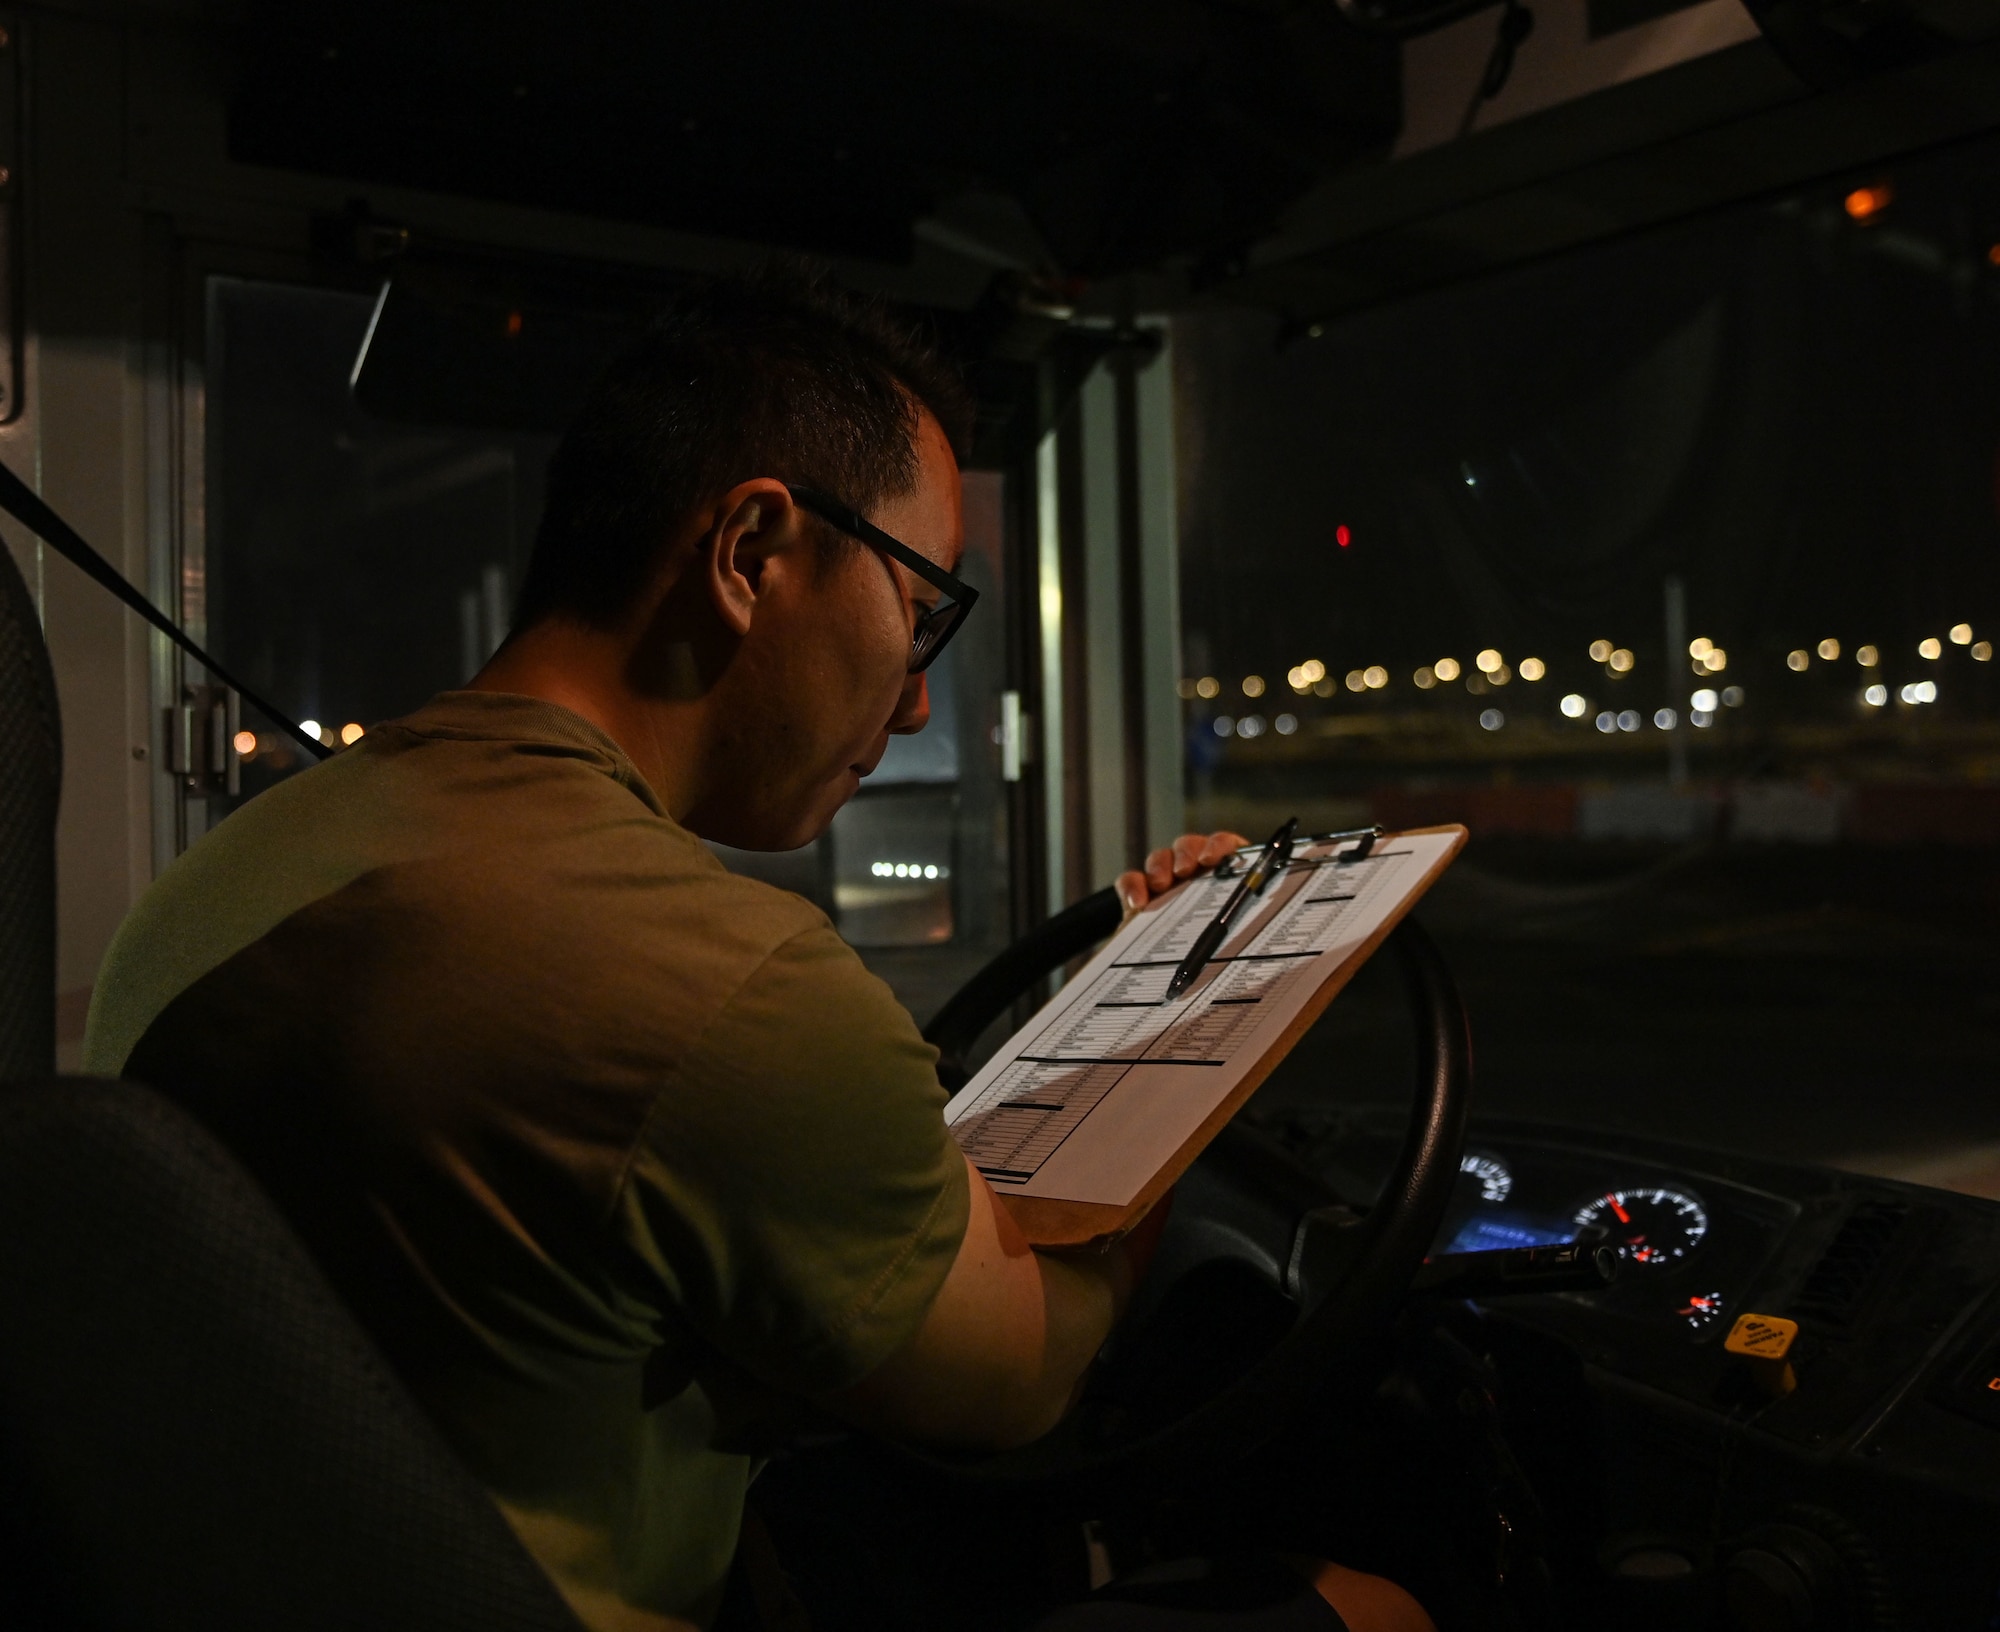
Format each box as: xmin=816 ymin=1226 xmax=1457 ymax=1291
xmin=910 ymin=600 xmax=965 ymax=673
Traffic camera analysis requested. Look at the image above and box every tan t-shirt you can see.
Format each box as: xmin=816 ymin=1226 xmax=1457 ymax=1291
xmin=83 ymin=692 xmax=971 ymax=1631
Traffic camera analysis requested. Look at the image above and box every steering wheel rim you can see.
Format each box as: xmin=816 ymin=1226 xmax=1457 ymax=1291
xmin=916 ymin=890 xmax=1474 ymax=1506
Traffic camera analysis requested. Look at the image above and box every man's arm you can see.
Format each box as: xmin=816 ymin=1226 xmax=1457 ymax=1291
xmin=826 ymin=1155 xmax=1162 ymax=1449
xmin=831 ymin=828 xmax=1240 ymax=1450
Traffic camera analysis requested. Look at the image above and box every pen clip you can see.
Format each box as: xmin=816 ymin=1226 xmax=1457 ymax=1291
xmin=1256 ymin=828 xmax=1298 ymax=893
xmin=1340 ymin=828 xmax=1379 ymax=862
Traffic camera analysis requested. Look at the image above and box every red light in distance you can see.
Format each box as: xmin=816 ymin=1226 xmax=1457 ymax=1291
xmin=1336 ymin=524 xmax=1352 ymax=548
xmin=1844 ymin=183 xmax=1893 ymax=222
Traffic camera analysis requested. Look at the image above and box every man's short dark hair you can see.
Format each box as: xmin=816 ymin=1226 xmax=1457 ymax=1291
xmin=514 ymin=264 xmax=974 ymax=630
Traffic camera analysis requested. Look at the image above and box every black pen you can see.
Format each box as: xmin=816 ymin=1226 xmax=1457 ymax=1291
xmin=1163 ymin=817 xmax=1298 ymax=1001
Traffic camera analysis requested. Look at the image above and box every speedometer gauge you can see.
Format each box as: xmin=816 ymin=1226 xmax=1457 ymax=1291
xmin=1573 ymin=1187 xmax=1709 ymax=1267
xmin=1459 ymin=1152 xmax=1513 ymax=1202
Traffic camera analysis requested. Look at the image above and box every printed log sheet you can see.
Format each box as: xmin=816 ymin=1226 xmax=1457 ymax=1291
xmin=944 ymin=827 xmax=1463 ymax=1207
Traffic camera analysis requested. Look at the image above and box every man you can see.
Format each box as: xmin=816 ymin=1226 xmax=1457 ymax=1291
xmin=85 ymin=269 xmax=1429 ymax=1632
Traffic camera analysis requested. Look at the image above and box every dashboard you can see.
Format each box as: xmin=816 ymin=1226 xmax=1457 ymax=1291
xmin=1273 ymin=1108 xmax=2000 ymax=1623
xmin=1413 ymin=1119 xmax=2000 ymax=1473
xmin=1434 ymin=1138 xmax=1800 ymax=1367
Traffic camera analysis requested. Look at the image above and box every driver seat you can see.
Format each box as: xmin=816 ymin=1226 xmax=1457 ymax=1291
xmin=0 ymin=539 xmax=586 ymax=1631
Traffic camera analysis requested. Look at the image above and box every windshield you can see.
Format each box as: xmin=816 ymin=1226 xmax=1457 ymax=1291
xmin=1180 ymin=128 xmax=2000 ymax=1194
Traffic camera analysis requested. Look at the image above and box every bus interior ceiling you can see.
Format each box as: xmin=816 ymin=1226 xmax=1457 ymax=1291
xmin=10 ymin=0 xmax=2000 ymax=1186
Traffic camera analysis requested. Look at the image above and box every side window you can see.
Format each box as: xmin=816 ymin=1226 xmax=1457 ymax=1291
xmin=204 ymin=276 xmax=555 ymax=816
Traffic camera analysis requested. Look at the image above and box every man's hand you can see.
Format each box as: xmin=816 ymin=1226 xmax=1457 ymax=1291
xmin=1115 ymin=830 xmax=1251 ymax=916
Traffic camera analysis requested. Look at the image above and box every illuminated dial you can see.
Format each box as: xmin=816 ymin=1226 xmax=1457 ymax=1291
xmin=1459 ymin=1152 xmax=1513 ymax=1203
xmin=1677 ymin=1291 xmax=1725 ymax=1331
xmin=1573 ymin=1187 xmax=1709 ymax=1267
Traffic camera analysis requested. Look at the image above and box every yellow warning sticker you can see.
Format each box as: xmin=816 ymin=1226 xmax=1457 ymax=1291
xmin=1724 ymin=1312 xmax=1799 ymax=1359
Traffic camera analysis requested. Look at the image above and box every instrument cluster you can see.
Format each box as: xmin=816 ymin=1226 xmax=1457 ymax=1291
xmin=1437 ymin=1146 xmax=1794 ymax=1341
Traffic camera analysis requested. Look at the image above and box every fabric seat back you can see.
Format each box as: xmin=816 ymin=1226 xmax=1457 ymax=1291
xmin=0 ymin=1079 xmax=587 ymax=1632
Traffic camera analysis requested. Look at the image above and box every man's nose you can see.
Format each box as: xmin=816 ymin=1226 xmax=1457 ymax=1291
xmin=888 ymin=672 xmax=930 ymax=735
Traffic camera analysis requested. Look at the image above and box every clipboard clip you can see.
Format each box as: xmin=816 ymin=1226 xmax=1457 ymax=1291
xmin=1214 ymin=824 xmax=1383 ymax=878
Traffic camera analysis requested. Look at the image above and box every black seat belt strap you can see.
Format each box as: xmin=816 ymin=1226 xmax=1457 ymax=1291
xmin=0 ymin=458 xmax=331 ymax=762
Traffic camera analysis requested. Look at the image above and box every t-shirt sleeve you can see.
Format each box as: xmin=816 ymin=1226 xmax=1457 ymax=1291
xmin=613 ymin=920 xmax=972 ymax=1396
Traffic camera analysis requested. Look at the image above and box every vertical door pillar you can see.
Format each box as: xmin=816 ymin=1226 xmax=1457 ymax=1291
xmin=1035 ymin=323 xmax=1184 ymax=910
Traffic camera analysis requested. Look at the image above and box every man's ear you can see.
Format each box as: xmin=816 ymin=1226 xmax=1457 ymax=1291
xmin=705 ymin=480 xmax=802 ymax=639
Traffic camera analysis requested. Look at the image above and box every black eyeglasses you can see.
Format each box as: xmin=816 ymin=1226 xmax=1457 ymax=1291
xmin=787 ymin=485 xmax=979 ymax=674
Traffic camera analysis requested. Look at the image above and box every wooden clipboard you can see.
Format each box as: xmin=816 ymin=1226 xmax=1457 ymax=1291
xmin=962 ymin=824 xmax=1466 ymax=1250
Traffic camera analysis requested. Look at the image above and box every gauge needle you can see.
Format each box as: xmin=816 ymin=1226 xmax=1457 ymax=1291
xmin=1605 ymin=1195 xmax=1631 ymax=1224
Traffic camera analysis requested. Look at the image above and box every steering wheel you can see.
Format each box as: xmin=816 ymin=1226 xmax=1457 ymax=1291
xmin=916 ymin=886 xmax=1473 ymax=1508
